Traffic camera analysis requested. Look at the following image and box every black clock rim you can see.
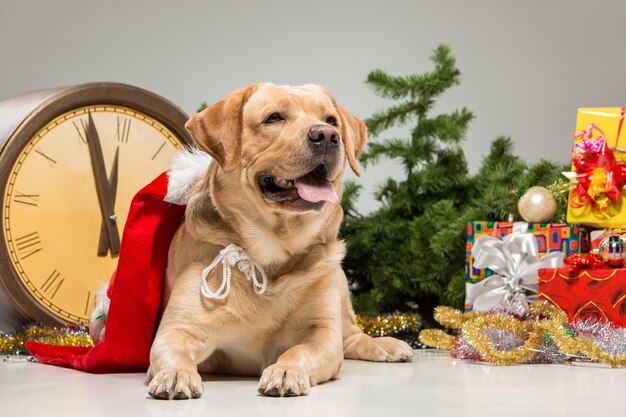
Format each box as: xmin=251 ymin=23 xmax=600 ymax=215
xmin=0 ymin=82 xmax=195 ymax=326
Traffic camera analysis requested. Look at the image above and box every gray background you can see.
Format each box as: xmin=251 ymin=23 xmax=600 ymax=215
xmin=1 ymin=0 xmax=625 ymax=328
xmin=3 ymin=0 xmax=626 ymax=212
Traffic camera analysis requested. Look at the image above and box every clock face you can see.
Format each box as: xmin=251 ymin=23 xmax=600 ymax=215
xmin=2 ymin=105 xmax=185 ymax=324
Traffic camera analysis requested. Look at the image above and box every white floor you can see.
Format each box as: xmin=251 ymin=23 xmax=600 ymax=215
xmin=1 ymin=349 xmax=626 ymax=417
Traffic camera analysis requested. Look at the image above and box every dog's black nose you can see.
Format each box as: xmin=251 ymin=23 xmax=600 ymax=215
xmin=308 ymin=125 xmax=339 ymax=145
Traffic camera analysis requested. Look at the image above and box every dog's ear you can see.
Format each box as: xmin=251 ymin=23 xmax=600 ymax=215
xmin=185 ymin=84 xmax=258 ymax=172
xmin=336 ymin=104 xmax=367 ymax=176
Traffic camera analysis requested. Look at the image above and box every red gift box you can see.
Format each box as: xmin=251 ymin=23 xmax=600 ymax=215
xmin=538 ymin=267 xmax=626 ymax=325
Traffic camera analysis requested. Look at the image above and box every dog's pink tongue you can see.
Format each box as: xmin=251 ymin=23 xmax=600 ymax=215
xmin=294 ymin=176 xmax=338 ymax=204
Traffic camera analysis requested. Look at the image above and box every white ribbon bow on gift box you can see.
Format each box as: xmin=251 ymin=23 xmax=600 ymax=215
xmin=466 ymin=232 xmax=564 ymax=311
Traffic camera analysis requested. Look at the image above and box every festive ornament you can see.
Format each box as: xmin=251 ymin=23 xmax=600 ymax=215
xmin=574 ymin=124 xmax=607 ymax=153
xmin=517 ymin=186 xmax=557 ymax=222
xmin=570 ymin=137 xmax=626 ymax=214
xmin=356 ymin=313 xmax=420 ymax=337
xmin=0 ymin=324 xmax=92 ymax=356
xmin=419 ymin=302 xmax=626 ymax=367
xmin=564 ymin=253 xmax=606 ymax=269
xmin=598 ymin=233 xmax=626 ymax=267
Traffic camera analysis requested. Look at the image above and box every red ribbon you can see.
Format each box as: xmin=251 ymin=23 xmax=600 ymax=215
xmin=570 ymin=109 xmax=626 ymax=213
xmin=564 ymin=253 xmax=606 ymax=269
xmin=569 ymin=139 xmax=626 ymax=211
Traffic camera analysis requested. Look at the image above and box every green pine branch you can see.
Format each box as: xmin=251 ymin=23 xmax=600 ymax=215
xmin=364 ymin=101 xmax=423 ymax=138
xmin=366 ymin=45 xmax=461 ymax=102
xmin=420 ymin=109 xmax=475 ymax=143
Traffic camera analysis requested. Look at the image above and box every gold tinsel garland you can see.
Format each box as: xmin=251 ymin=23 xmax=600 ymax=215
xmin=356 ymin=313 xmax=421 ymax=337
xmin=0 ymin=313 xmax=419 ymax=357
xmin=8 ymin=309 xmax=626 ymax=367
xmin=419 ymin=303 xmax=626 ymax=368
xmin=0 ymin=324 xmax=93 ymax=356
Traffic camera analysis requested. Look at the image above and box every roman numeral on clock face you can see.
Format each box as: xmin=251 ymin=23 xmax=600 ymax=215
xmin=115 ymin=116 xmax=131 ymax=143
xmin=41 ymin=269 xmax=65 ymax=299
xmin=34 ymin=146 xmax=57 ymax=167
xmin=84 ymin=290 xmax=94 ymax=315
xmin=13 ymin=191 xmax=39 ymax=206
xmin=72 ymin=117 xmax=88 ymax=145
xmin=15 ymin=231 xmax=43 ymax=259
xmin=151 ymin=140 xmax=167 ymax=160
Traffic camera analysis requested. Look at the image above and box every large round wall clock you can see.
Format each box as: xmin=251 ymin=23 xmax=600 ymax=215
xmin=0 ymin=83 xmax=193 ymax=327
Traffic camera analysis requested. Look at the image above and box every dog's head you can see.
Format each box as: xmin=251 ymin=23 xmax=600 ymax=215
xmin=185 ymin=83 xmax=366 ymax=215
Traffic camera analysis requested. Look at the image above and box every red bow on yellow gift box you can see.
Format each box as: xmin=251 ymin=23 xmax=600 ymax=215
xmin=570 ymin=137 xmax=626 ymax=214
xmin=566 ymin=108 xmax=626 ymax=227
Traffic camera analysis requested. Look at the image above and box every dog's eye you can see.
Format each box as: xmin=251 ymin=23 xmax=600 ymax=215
xmin=264 ymin=113 xmax=285 ymax=124
xmin=325 ymin=116 xmax=337 ymax=126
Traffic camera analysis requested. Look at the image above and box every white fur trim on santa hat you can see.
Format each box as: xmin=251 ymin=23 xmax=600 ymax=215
xmin=88 ymin=283 xmax=110 ymax=344
xmin=164 ymin=148 xmax=212 ymax=205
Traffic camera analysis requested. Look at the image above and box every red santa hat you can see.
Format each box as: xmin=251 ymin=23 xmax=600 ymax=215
xmin=26 ymin=150 xmax=211 ymax=373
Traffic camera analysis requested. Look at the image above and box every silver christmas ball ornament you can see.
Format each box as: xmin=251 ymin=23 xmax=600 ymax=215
xmin=517 ymin=186 xmax=557 ymax=223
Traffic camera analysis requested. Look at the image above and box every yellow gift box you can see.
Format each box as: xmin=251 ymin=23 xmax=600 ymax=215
xmin=566 ymin=107 xmax=626 ymax=227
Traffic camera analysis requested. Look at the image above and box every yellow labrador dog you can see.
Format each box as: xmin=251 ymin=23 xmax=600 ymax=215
xmin=147 ymin=83 xmax=413 ymax=400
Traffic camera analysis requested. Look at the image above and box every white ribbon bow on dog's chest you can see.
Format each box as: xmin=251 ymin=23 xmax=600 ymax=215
xmin=200 ymin=244 xmax=268 ymax=299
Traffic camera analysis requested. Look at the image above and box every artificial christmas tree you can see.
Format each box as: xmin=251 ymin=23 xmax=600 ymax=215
xmin=341 ymin=45 xmax=567 ymax=325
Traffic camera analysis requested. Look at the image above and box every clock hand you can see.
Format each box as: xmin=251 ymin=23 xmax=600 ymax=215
xmin=97 ymin=146 xmax=119 ymax=256
xmin=86 ymin=113 xmax=121 ymax=257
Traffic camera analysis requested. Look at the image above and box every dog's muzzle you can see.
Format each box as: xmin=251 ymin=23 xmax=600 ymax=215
xmin=256 ymin=124 xmax=343 ymax=212
xmin=308 ymin=124 xmax=340 ymax=158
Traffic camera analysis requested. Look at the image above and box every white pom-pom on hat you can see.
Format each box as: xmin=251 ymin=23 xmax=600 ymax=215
xmin=164 ymin=148 xmax=212 ymax=205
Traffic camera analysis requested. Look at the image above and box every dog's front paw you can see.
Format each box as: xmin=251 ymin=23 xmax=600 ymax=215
xmin=148 ymin=369 xmax=204 ymax=400
xmin=258 ymin=363 xmax=310 ymax=397
xmin=350 ymin=336 xmax=414 ymax=362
